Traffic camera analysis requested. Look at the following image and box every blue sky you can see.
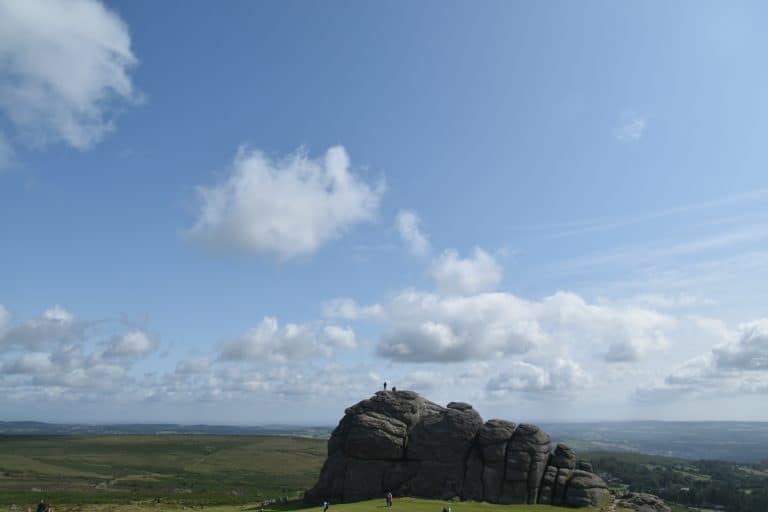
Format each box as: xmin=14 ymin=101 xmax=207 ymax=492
xmin=1 ymin=0 xmax=767 ymax=424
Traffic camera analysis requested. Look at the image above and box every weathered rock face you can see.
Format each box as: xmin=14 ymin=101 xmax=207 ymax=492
xmin=615 ymin=492 xmax=671 ymax=512
xmin=305 ymin=391 xmax=609 ymax=508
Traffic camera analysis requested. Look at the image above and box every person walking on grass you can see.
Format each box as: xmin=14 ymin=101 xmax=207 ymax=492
xmin=323 ymin=500 xmax=329 ymax=512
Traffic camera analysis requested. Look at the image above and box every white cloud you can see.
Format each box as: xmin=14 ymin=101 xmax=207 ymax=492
xmin=175 ymin=357 xmax=211 ymax=375
xmin=615 ymin=111 xmax=646 ymax=141
xmin=322 ymin=297 xmax=383 ymax=320
xmin=430 ymin=247 xmax=503 ymax=295
xmin=219 ymin=317 xmax=331 ymax=363
xmin=376 ymin=289 xmax=675 ymax=363
xmin=635 ymin=319 xmax=768 ymax=401
xmin=486 ymin=358 xmax=590 ymax=397
xmin=4 ymin=351 xmax=55 ymax=375
xmin=0 ymin=305 xmax=85 ymax=351
xmin=377 ymin=290 xmax=544 ymax=362
xmin=396 ymin=210 xmax=430 ymax=257
xmin=713 ymin=320 xmax=768 ymax=370
xmin=0 ymin=0 xmax=139 ymax=150
xmin=103 ymin=330 xmax=156 ymax=359
xmin=187 ymin=146 xmax=384 ymax=259
xmin=323 ymin=325 xmax=358 ymax=348
xmin=0 ymin=304 xmax=9 ymax=331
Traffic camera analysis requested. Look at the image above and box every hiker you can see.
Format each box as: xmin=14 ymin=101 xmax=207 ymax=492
xmin=383 ymin=381 xmax=387 ymax=391
xmin=323 ymin=500 xmax=329 ymax=512
xmin=392 ymin=386 xmax=396 ymax=392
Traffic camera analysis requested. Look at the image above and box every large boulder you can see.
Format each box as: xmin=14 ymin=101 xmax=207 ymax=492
xmin=616 ymin=492 xmax=671 ymax=512
xmin=563 ymin=470 xmax=610 ymax=508
xmin=305 ymin=391 xmax=607 ymax=508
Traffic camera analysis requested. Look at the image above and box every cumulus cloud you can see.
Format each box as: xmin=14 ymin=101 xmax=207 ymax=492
xmin=486 ymin=358 xmax=590 ymax=397
xmin=323 ymin=325 xmax=358 ymax=348
xmin=152 ymin=361 xmax=382 ymax=405
xmin=187 ymin=146 xmax=384 ymax=259
xmin=635 ymin=319 xmax=768 ymax=401
xmin=0 ymin=0 xmax=139 ymax=150
xmin=0 ymin=306 xmax=163 ymax=403
xmin=218 ymin=316 xmax=354 ymax=363
xmin=377 ymin=290 xmax=544 ymax=362
xmin=0 ymin=305 xmax=86 ymax=351
xmin=220 ymin=317 xmax=319 ymax=362
xmin=396 ymin=210 xmax=430 ymax=257
xmin=376 ymin=290 xmax=675 ymax=363
xmin=103 ymin=330 xmax=156 ymax=359
xmin=712 ymin=320 xmax=768 ymax=370
xmin=430 ymin=247 xmax=503 ymax=295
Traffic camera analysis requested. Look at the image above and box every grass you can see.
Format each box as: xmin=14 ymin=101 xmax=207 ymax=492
xmin=0 ymin=437 xmax=637 ymax=511
xmin=0 ymin=435 xmax=326 ymax=506
xmin=5 ymin=498 xmax=628 ymax=512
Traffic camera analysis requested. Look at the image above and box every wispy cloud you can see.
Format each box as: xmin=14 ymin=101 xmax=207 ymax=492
xmin=615 ymin=111 xmax=646 ymax=141
xmin=530 ymin=188 xmax=768 ymax=240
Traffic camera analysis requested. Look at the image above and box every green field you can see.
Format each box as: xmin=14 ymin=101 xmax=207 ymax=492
xmin=0 ymin=435 xmax=733 ymax=512
xmin=2 ymin=498 xmax=625 ymax=512
xmin=0 ymin=435 xmax=326 ymax=506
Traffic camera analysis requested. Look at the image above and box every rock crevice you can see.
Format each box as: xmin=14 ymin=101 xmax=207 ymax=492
xmin=305 ymin=391 xmax=608 ymax=508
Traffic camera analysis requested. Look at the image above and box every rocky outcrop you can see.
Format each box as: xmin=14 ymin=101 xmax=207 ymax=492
xmin=615 ymin=492 xmax=671 ymax=512
xmin=305 ymin=391 xmax=608 ymax=507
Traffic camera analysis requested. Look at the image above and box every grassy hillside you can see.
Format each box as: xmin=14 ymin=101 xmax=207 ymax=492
xmin=0 ymin=435 xmax=326 ymax=506
xmin=3 ymin=498 xmax=624 ymax=512
xmin=3 ymin=434 xmax=763 ymax=511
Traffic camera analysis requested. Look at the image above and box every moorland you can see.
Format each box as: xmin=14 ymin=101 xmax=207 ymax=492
xmin=0 ymin=433 xmax=767 ymax=511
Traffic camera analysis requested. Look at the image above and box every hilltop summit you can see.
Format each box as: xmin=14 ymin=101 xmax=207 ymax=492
xmin=305 ymin=390 xmax=608 ymax=507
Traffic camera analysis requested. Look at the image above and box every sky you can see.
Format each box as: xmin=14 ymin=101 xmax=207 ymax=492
xmin=1 ymin=0 xmax=767 ymax=425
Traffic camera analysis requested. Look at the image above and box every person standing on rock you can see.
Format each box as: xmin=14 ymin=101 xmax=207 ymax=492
xmin=383 ymin=381 xmax=387 ymax=391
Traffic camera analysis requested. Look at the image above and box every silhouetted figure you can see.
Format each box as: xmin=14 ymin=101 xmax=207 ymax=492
xmin=36 ymin=501 xmax=46 ymax=512
xmin=392 ymin=386 xmax=396 ymax=392
xmin=383 ymin=381 xmax=387 ymax=390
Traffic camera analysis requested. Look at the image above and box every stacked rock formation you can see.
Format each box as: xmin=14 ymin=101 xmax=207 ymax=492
xmin=305 ymin=391 xmax=608 ymax=507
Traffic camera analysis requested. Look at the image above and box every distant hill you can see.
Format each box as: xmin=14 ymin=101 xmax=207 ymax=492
xmin=0 ymin=421 xmax=332 ymax=438
xmin=540 ymin=420 xmax=768 ymax=464
xmin=3 ymin=419 xmax=767 ymax=463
